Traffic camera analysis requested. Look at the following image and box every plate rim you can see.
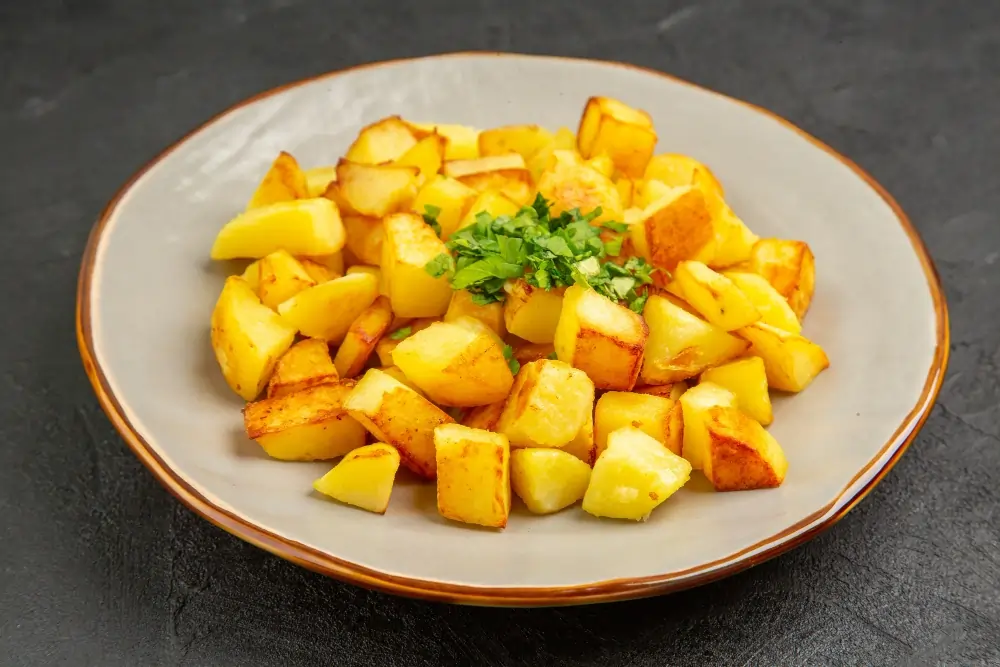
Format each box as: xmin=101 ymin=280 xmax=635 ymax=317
xmin=75 ymin=52 xmax=950 ymax=606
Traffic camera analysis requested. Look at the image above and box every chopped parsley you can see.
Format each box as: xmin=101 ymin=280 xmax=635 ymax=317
xmin=422 ymin=205 xmax=443 ymax=237
xmin=423 ymin=194 xmax=655 ymax=311
xmin=502 ymin=344 xmax=520 ymax=375
xmin=388 ymin=326 xmax=412 ymax=341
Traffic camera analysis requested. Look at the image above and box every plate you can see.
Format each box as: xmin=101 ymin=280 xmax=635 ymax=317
xmin=77 ymin=53 xmax=948 ymax=606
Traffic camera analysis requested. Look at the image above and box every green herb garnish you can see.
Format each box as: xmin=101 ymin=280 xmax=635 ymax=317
xmin=422 ymin=205 xmax=443 ymax=237
xmin=547 ymin=351 xmax=558 ymax=360
xmin=502 ymin=344 xmax=520 ymax=375
xmin=388 ymin=326 xmax=412 ymax=341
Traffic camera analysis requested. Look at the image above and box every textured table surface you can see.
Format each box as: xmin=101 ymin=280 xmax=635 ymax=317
xmin=2 ymin=1 xmax=999 ymax=665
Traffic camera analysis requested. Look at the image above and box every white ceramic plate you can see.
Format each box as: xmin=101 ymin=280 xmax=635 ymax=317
xmin=78 ymin=53 xmax=948 ymax=605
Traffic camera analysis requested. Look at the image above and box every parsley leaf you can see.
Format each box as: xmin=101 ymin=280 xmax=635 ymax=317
xmin=388 ymin=326 xmax=412 ymax=340
xmin=502 ymin=344 xmax=520 ymax=375
xmin=547 ymin=351 xmax=558 ymax=360
xmin=424 ymin=253 xmax=454 ymax=278
xmin=422 ymin=205 xmax=443 ymax=237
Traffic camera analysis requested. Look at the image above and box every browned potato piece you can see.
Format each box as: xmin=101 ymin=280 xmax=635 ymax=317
xmin=247 ymin=151 xmax=308 ymax=210
xmin=561 ymin=404 xmax=598 ymax=466
xmin=345 ymin=116 xmax=418 ymax=164
xmin=443 ymin=154 xmax=533 ymax=204
xmin=434 ymin=424 xmax=511 ymax=528
xmin=634 ymin=381 xmax=688 ymax=402
xmin=411 ymin=177 xmax=478 ymax=240
xmin=668 ymin=261 xmax=761 ymax=331
xmin=553 ymin=285 xmax=648 ymax=390
xmin=336 ymin=160 xmax=420 ymax=217
xmin=644 ymin=154 xmax=724 ymax=198
xmin=444 ymin=290 xmax=506 ymax=337
xmin=509 ymin=338 xmax=556 ymax=366
xmin=503 ymin=280 xmax=565 ymax=344
xmin=458 ymin=189 xmax=521 ymax=230
xmin=211 ymin=199 xmax=345 ymax=260
xmin=700 ymin=356 xmax=773 ymax=425
xmin=342 ymin=215 xmax=384 ymax=266
xmin=244 ymin=381 xmax=367 ymax=461
xmin=704 ymin=406 xmax=788 ymax=491
xmin=678 ymin=381 xmax=737 ymax=470
xmin=497 ymin=359 xmax=595 ymax=448
xmin=277 ymin=273 xmax=379 ymax=344
xmin=333 ymin=296 xmax=394 ymax=378
xmin=594 ymin=391 xmax=682 ymax=456
xmin=268 ymin=339 xmax=340 ymax=399
xmin=297 ymin=258 xmax=340 ymax=284
xmin=748 ymin=239 xmax=816 ymax=319
xmin=374 ymin=317 xmax=439 ymax=366
xmin=343 ymin=368 xmax=455 ymax=478
xmin=256 ymin=250 xmax=316 ymax=310
xmin=577 ymin=96 xmax=657 ymax=178
xmin=536 ymin=150 xmax=623 ymax=225
xmin=527 ymin=126 xmax=577 ymax=180
xmin=406 ymin=122 xmax=480 ymax=160
xmin=394 ymin=133 xmax=446 ymax=180
xmin=462 ymin=400 xmax=506 ymax=431
xmin=736 ymin=322 xmax=829 ymax=392
xmin=303 ymin=166 xmax=338 ymax=198
xmin=381 ymin=213 xmax=452 ymax=317
xmin=391 ymin=321 xmax=514 ymax=407
xmin=478 ymin=124 xmax=554 ymax=161
xmin=630 ymin=186 xmax=715 ymax=274
xmin=614 ymin=176 xmax=634 ymax=208
xmin=377 ymin=365 xmax=425 ymax=395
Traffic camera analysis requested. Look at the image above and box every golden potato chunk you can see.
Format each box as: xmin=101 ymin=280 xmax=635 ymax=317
xmin=526 ymin=126 xmax=577 ymax=180
xmin=511 ymin=448 xmax=592 ymax=514
xmin=669 ymin=261 xmax=760 ymax=331
xmin=629 ymin=186 xmax=715 ymax=273
xmin=374 ymin=317 xmax=438 ymax=366
xmin=256 ymin=250 xmax=316 ymax=309
xmin=444 ymin=290 xmax=506 ymax=337
xmin=377 ymin=365 xmax=424 ymax=395
xmin=462 ymin=400 xmax=506 ymax=431
xmin=503 ymin=280 xmax=565 ymax=344
xmin=244 ymin=381 xmax=367 ymax=461
xmin=704 ymin=406 xmax=788 ymax=491
xmin=434 ymin=424 xmax=511 ymax=528
xmin=411 ymin=176 xmax=478 ymax=240
xmin=554 ymin=285 xmax=648 ymax=390
xmin=700 ymin=356 xmax=772 ymax=426
xmin=333 ymin=295 xmax=394 ymax=378
xmin=443 ymin=154 xmax=533 ymax=204
xmin=577 ymin=96 xmax=657 ymax=178
xmin=708 ymin=203 xmax=759 ymax=269
xmin=311 ymin=251 xmax=344 ymax=275
xmin=247 ymin=151 xmax=308 ymax=210
xmin=509 ymin=338 xmax=556 ymax=366
xmin=458 ymin=189 xmax=521 ymax=230
xmin=724 ymin=271 xmax=801 ymax=334
xmin=594 ymin=391 xmax=682 ymax=456
xmin=614 ymin=176 xmax=634 ymax=208
xmin=748 ymin=239 xmax=816 ymax=319
xmin=586 ymin=153 xmax=615 ymax=178
xmin=211 ymin=198 xmax=345 ymax=260
xmin=634 ymin=381 xmax=688 ymax=402
xmin=313 ymin=443 xmax=401 ymax=514
xmin=633 ymin=179 xmax=676 ymax=210
xmin=345 ymin=116 xmax=418 ymax=165
xmin=336 ymin=160 xmax=419 ymax=218
xmin=736 ymin=322 xmax=829 ymax=392
xmin=639 ymin=295 xmax=749 ymax=384
xmin=561 ymin=405 xmax=598 ymax=466
xmin=644 ymin=154 xmax=724 ymax=197
xmin=344 ymin=368 xmax=454 ymax=478
xmin=342 ymin=215 xmax=384 ymax=267
xmin=391 ymin=320 xmax=514 ymax=407
xmin=394 ymin=133 xmax=446 ymax=180
xmin=678 ymin=381 xmax=737 ymax=470
xmin=536 ymin=150 xmax=622 ymax=225
xmin=267 ymin=338 xmax=339 ymax=399
xmin=346 ymin=264 xmax=381 ymax=282
xmin=478 ymin=124 xmax=554 ymax=161
xmin=381 ymin=212 xmax=453 ymax=317
xmin=303 ymin=165 xmax=338 ymax=198
xmin=297 ymin=257 xmax=339 ymax=284
xmin=497 ymin=359 xmax=595 ymax=448
xmin=211 ymin=277 xmax=297 ymax=400
xmin=277 ymin=273 xmax=379 ymax=343
xmin=408 ymin=122 xmax=480 ymax=160
xmin=582 ymin=427 xmax=692 ymax=521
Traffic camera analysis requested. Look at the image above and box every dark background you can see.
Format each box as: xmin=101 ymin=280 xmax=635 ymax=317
xmin=3 ymin=1 xmax=999 ymax=665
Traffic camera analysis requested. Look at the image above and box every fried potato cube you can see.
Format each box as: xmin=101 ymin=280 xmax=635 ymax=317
xmin=633 ymin=179 xmax=676 ymax=210
xmin=345 ymin=116 xmax=418 ymax=164
xmin=333 ymin=295 xmax=394 ymax=378
xmin=408 ymin=122 xmax=481 ymax=160
xmin=669 ymin=261 xmax=760 ymax=331
xmin=342 ymin=215 xmax=384 ymax=267
xmin=458 ymin=189 xmax=521 ymax=230
xmin=313 ymin=443 xmax=401 ymax=514
xmin=256 ymin=250 xmax=316 ymax=309
xmin=536 ymin=150 xmax=623 ymax=225
xmin=577 ymin=97 xmax=657 ymax=178
xmin=247 ymin=151 xmax=308 ymax=209
xmin=554 ymin=285 xmax=648 ymax=390
xmin=724 ymin=271 xmax=801 ymax=334
xmin=503 ymin=280 xmax=565 ymax=344
xmin=526 ymin=126 xmax=577 ymax=180
xmin=411 ymin=176 xmax=478 ymax=240
xmin=443 ymin=154 xmax=533 ymax=204
xmin=704 ymin=406 xmax=788 ymax=491
xmin=708 ymin=205 xmax=759 ymax=269
xmin=586 ymin=153 xmax=615 ymax=178
xmin=303 ymin=165 xmax=338 ymax=198
xmin=639 ymin=295 xmax=749 ymax=384
xmin=700 ymin=356 xmax=772 ymax=425
xmin=634 ymin=381 xmax=688 ymax=402
xmin=244 ymin=382 xmax=367 ymax=460
xmin=267 ymin=338 xmax=339 ymax=399
xmin=346 ymin=264 xmax=381 ymax=282
xmin=297 ymin=257 xmax=339 ymax=284
xmin=561 ymin=404 xmax=598 ymax=466
xmin=344 ymin=368 xmax=454 ymax=478
xmin=595 ymin=391 xmax=682 ymax=456
xmin=678 ymin=381 xmax=737 ymax=470
xmin=582 ymin=427 xmax=692 ymax=521
xmin=211 ymin=198 xmax=345 ymax=260
xmin=644 ymin=154 xmax=724 ymax=197
xmin=444 ymin=290 xmax=505 ymax=337
xmin=614 ymin=176 xmax=634 ymax=208
xmin=511 ymin=448 xmax=592 ymax=514
xmin=380 ymin=212 xmax=453 ymax=317
xmin=277 ymin=273 xmax=379 ymax=343
xmin=497 ymin=359 xmax=595 ymax=448
xmin=736 ymin=322 xmax=829 ymax=392
xmin=374 ymin=317 xmax=439 ymax=366
xmin=462 ymin=400 xmax=506 ymax=431
xmin=748 ymin=239 xmax=816 ymax=319
xmin=377 ymin=365 xmax=424 ymax=395
xmin=336 ymin=160 xmax=420 ymax=218
xmin=478 ymin=124 xmax=555 ymax=161
xmin=629 ymin=186 xmax=715 ymax=273
xmin=394 ymin=133 xmax=446 ymax=181
xmin=509 ymin=339 xmax=556 ymax=366
xmin=241 ymin=259 xmax=261 ymax=290
xmin=211 ymin=277 xmax=297 ymax=400
xmin=434 ymin=424 xmax=511 ymax=528
xmin=311 ymin=251 xmax=345 ymax=275
xmin=391 ymin=321 xmax=514 ymax=407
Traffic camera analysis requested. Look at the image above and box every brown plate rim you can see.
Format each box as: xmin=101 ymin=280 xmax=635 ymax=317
xmin=76 ymin=52 xmax=950 ymax=607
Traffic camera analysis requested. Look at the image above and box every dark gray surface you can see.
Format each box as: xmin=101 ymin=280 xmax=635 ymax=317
xmin=1 ymin=0 xmax=998 ymax=665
